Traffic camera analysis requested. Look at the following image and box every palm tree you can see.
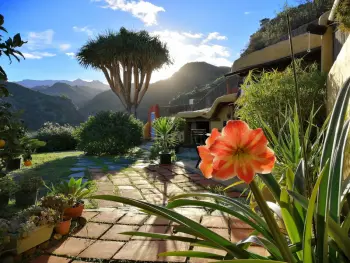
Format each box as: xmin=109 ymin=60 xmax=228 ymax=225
xmin=76 ymin=27 xmax=171 ymax=115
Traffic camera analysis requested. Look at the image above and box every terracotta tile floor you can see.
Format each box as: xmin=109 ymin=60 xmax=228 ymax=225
xmin=31 ymin=163 xmax=261 ymax=262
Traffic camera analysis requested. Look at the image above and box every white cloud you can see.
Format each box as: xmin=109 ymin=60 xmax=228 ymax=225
xmin=150 ymin=30 xmax=232 ymax=83
xmin=244 ymin=11 xmax=251 ymax=15
xmin=22 ymin=51 xmax=56 ymax=59
xmin=59 ymin=43 xmax=71 ymax=51
xmin=26 ymin=29 xmax=54 ymax=50
xmin=182 ymin=32 xmax=203 ymax=39
xmin=100 ymin=0 xmax=165 ymax=26
xmin=202 ymin=32 xmax=228 ymax=44
xmin=73 ymin=26 xmax=94 ymax=37
xmin=65 ymin=52 xmax=76 ymax=58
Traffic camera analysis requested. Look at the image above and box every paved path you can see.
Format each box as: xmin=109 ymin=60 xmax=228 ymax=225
xmin=68 ymin=149 xmax=242 ymax=209
xmin=30 ymin=148 xmax=258 ymax=262
xmin=32 ymin=209 xmax=268 ymax=263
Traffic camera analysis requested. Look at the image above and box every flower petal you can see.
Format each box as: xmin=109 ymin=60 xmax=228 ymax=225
xmin=197 ymin=146 xmax=214 ymax=162
xmin=199 ymin=161 xmax=213 ymax=179
xmin=236 ymin=163 xmax=255 ymax=184
xmin=205 ymin=128 xmax=221 ymax=147
xmin=212 ymin=158 xmax=236 ymax=180
xmin=251 ymin=147 xmax=276 ymax=174
xmin=221 ymin=120 xmax=250 ymax=147
xmin=245 ymin=128 xmax=268 ymax=154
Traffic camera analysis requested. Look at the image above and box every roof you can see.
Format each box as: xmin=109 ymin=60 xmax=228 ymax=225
xmin=229 ymin=32 xmax=322 ymax=75
xmin=176 ymin=93 xmax=237 ymax=119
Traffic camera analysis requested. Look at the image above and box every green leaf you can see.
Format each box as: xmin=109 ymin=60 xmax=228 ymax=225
xmin=317 ymin=79 xmax=350 ymax=263
xmin=169 ymin=193 xmax=270 ymax=234
xmin=303 ymin=161 xmax=328 ymax=263
xmin=293 ymin=160 xmax=305 ymax=195
xmin=158 ymin=251 xmax=225 ymax=260
xmin=167 ymin=199 xmax=274 ymax=242
xmin=280 ymin=189 xmax=302 ymax=261
xmin=257 ymin=173 xmax=281 ymax=203
xmin=238 ymin=235 xmax=283 ymax=260
xmin=120 ymin=231 xmax=218 ymax=247
xmin=212 ymin=260 xmax=287 ymax=263
xmin=224 ymin=180 xmax=245 ymax=191
xmin=91 ymin=195 xmax=250 ymax=259
xmin=329 ymin=119 xmax=350 ymax=223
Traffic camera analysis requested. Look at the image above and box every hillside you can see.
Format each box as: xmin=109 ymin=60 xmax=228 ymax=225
xmin=242 ymin=1 xmax=332 ymax=56
xmin=32 ymin=82 xmax=102 ymax=107
xmin=16 ymin=78 xmax=109 ymax=91
xmin=4 ymin=83 xmax=84 ymax=130
xmin=80 ymin=62 xmax=230 ymax=121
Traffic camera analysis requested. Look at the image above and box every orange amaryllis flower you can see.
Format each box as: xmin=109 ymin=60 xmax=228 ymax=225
xmin=201 ymin=120 xmax=275 ymax=184
xmin=197 ymin=128 xmax=221 ymax=178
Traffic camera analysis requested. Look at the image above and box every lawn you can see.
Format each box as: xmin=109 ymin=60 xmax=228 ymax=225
xmin=9 ymin=151 xmax=83 ymax=185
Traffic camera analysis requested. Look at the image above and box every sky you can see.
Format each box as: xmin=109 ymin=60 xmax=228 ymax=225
xmin=1 ymin=0 xmax=299 ymax=83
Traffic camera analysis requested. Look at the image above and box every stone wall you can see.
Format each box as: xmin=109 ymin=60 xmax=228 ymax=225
xmin=327 ymin=35 xmax=350 ymax=112
xmin=327 ymin=35 xmax=350 ymax=181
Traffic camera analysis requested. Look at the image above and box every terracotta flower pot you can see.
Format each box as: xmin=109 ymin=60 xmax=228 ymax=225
xmin=55 ymin=218 xmax=72 ymax=236
xmin=64 ymin=203 xmax=84 ymax=219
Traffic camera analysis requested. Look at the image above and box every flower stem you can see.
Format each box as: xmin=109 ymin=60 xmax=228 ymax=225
xmin=250 ymin=179 xmax=295 ymax=263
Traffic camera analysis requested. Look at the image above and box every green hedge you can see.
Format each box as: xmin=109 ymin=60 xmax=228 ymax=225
xmin=75 ymin=111 xmax=143 ymax=155
xmin=36 ymin=122 xmax=77 ymax=152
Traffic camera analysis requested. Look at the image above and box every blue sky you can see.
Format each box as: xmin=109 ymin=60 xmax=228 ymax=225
xmin=1 ymin=0 xmax=298 ymax=83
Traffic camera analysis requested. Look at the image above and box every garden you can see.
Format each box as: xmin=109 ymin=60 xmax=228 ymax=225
xmin=1 ymin=1 xmax=350 ymax=262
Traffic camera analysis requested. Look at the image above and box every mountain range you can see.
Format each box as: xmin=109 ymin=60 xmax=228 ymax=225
xmin=16 ymin=78 xmax=109 ymax=91
xmin=32 ymin=82 xmax=102 ymax=108
xmin=8 ymin=62 xmax=230 ymax=129
xmin=3 ymin=83 xmax=83 ymax=130
xmin=80 ymin=62 xmax=230 ymax=121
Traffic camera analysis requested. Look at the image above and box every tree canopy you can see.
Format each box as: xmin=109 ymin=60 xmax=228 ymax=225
xmin=76 ymin=27 xmax=171 ymax=114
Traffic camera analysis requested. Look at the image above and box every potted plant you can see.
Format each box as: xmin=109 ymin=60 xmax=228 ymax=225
xmin=10 ymin=206 xmax=58 ymax=254
xmin=0 ymin=176 xmax=17 ymax=208
xmin=40 ymin=194 xmax=74 ymax=236
xmin=152 ymin=117 xmax=178 ymax=165
xmin=46 ymin=178 xmax=96 ymax=218
xmin=15 ymin=175 xmax=43 ymax=207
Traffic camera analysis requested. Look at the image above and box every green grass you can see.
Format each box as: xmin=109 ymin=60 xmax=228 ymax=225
xmin=9 ymin=151 xmax=83 ymax=185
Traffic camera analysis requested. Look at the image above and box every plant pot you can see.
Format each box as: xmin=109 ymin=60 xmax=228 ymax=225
xmin=6 ymin=158 xmax=21 ymax=171
xmin=159 ymin=152 xmax=172 ymax=165
xmin=64 ymin=203 xmax=84 ymax=219
xmin=16 ymin=224 xmax=54 ymax=254
xmin=15 ymin=190 xmax=36 ymax=207
xmin=55 ymin=218 xmax=72 ymax=236
xmin=0 ymin=193 xmax=9 ymax=208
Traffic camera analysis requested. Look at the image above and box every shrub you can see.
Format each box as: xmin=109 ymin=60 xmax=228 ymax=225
xmin=236 ymin=61 xmax=326 ymax=133
xmin=36 ymin=122 xmax=77 ymax=152
xmin=336 ymin=0 xmax=350 ymax=32
xmin=75 ymin=111 xmax=143 ymax=155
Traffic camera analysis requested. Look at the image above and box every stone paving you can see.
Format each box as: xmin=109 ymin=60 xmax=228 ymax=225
xmin=32 ymin=209 xmax=269 ymax=263
xmin=31 ymin=148 xmax=259 ymax=262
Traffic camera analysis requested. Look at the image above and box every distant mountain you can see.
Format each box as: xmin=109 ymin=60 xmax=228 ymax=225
xmin=4 ymin=83 xmax=84 ymax=130
xmin=16 ymin=78 xmax=109 ymax=91
xmin=80 ymin=62 xmax=230 ymax=121
xmin=32 ymin=82 xmax=102 ymax=108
